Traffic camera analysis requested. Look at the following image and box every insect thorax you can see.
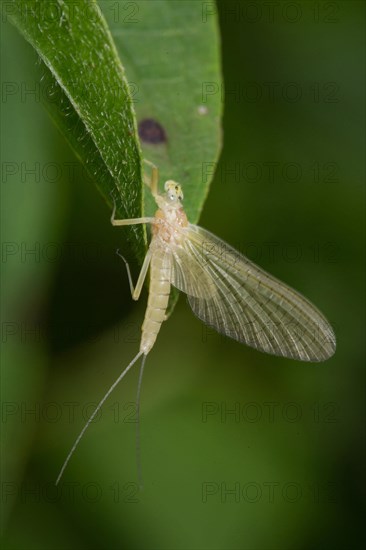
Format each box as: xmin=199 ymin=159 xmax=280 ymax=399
xmin=152 ymin=205 xmax=188 ymax=245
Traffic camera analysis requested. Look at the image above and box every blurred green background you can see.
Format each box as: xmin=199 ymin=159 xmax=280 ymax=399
xmin=1 ymin=1 xmax=364 ymax=549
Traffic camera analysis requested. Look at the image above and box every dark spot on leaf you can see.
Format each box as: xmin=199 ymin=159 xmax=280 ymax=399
xmin=138 ymin=118 xmax=167 ymax=144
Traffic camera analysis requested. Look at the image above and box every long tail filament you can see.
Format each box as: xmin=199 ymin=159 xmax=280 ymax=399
xmin=55 ymin=350 xmax=145 ymax=486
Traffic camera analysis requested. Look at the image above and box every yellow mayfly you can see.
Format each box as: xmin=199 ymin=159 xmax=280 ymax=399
xmin=56 ymin=160 xmax=336 ymax=485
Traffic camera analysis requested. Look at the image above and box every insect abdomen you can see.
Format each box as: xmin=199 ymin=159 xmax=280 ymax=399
xmin=140 ymin=249 xmax=170 ymax=354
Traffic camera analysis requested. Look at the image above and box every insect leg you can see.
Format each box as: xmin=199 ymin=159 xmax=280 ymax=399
xmin=116 ymin=248 xmax=152 ymax=301
xmin=142 ymin=159 xmax=159 ymax=197
xmin=111 ymin=216 xmax=153 ymax=227
xmin=110 ymin=197 xmax=153 ymax=226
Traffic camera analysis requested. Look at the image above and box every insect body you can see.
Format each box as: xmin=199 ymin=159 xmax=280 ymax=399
xmin=140 ymin=182 xmax=188 ymax=354
xmin=56 ymin=160 xmax=336 ymax=485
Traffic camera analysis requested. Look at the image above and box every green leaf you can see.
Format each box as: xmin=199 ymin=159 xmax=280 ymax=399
xmin=6 ymin=0 xmax=145 ymax=261
xmin=6 ymin=0 xmax=222 ymax=311
xmin=100 ymin=0 xmax=223 ymax=313
xmin=101 ymin=0 xmax=223 ymax=223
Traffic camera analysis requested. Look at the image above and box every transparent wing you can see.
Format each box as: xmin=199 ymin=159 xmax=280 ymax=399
xmin=169 ymin=224 xmax=336 ymax=362
xmin=165 ymin=241 xmax=217 ymax=299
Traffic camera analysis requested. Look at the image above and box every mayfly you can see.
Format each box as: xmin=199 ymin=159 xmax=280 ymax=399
xmin=56 ymin=160 xmax=336 ymax=485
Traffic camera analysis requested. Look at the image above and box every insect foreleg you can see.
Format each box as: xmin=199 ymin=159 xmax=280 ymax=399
xmin=116 ymin=248 xmax=152 ymax=301
xmin=111 ymin=216 xmax=154 ymax=227
xmin=110 ymin=211 xmax=153 ymax=227
xmin=142 ymin=159 xmax=159 ymax=197
xmin=110 ymin=195 xmax=153 ymax=227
